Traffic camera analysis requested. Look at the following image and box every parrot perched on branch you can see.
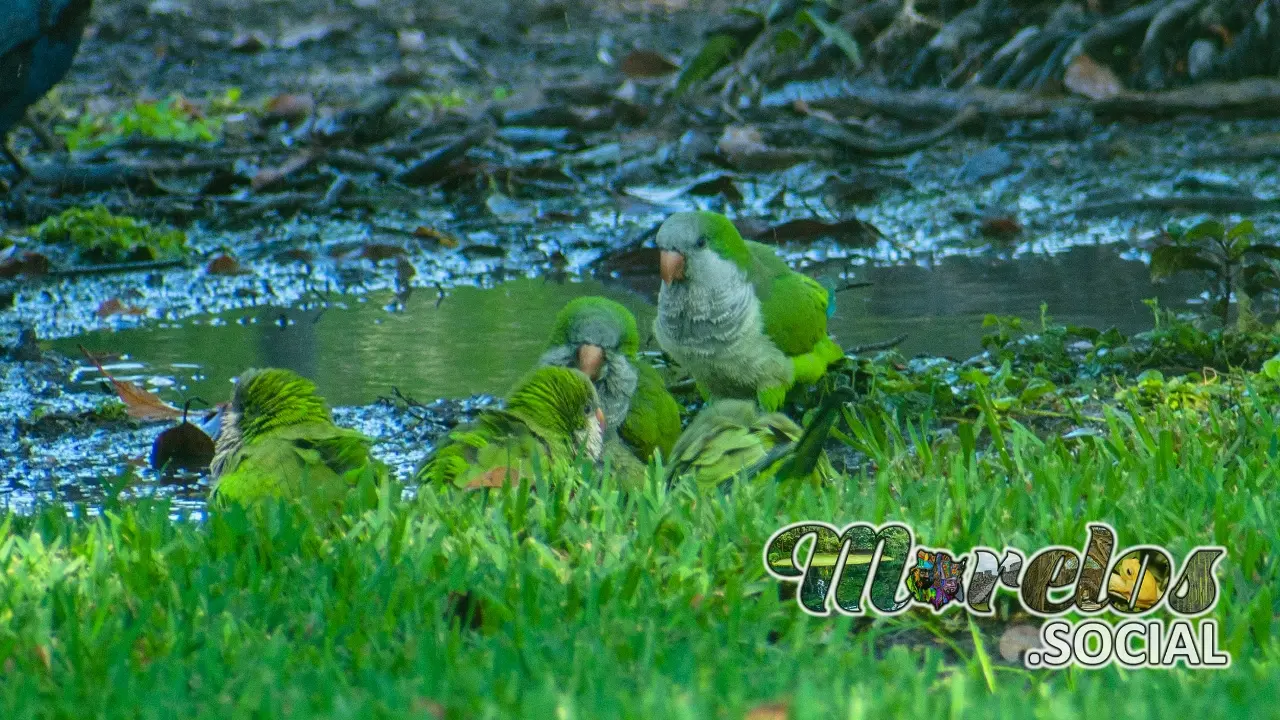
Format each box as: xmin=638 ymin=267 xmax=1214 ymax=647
xmin=654 ymin=211 xmax=845 ymax=412
xmin=415 ymin=366 xmax=608 ymax=490
xmin=208 ymin=368 xmax=388 ymax=514
xmin=537 ymin=296 xmax=682 ymax=469
xmin=1 ymin=0 xmax=94 ymax=173
xmin=665 ymin=387 xmax=854 ymax=493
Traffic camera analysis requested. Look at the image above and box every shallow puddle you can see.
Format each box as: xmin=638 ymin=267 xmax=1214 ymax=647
xmin=49 ymin=244 xmax=1205 ymax=408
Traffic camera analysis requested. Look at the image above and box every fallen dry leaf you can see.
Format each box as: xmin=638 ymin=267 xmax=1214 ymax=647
xmin=150 ymin=420 xmax=215 ymax=474
xmin=230 ymin=31 xmax=268 ymax=53
xmin=96 ymin=298 xmax=145 ymax=318
xmin=358 ymin=243 xmax=408 ymax=262
xmin=413 ymin=226 xmax=461 ymax=248
xmin=1064 ymin=54 xmax=1123 ymax=101
xmin=467 ymin=466 xmax=520 ymax=489
xmin=78 ymin=345 xmax=184 ymax=421
xmin=745 ymin=699 xmax=790 ymax=720
xmin=0 ymin=250 xmax=51 ymax=278
xmin=979 ymin=216 xmax=1022 ymax=239
xmin=619 ymin=49 xmax=680 ymax=78
xmin=263 ymin=93 xmax=315 ymax=122
xmin=205 ymin=254 xmax=247 ymax=275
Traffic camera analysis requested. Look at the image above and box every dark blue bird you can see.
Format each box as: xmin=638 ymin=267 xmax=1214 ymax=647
xmin=1 ymin=0 xmax=94 ymax=172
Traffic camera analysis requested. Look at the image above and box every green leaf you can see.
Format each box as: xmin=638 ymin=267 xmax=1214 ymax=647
xmin=1262 ymin=354 xmax=1280 ymax=381
xmin=675 ymin=34 xmax=740 ymax=96
xmin=1182 ymin=219 xmax=1226 ymax=242
xmin=1226 ymin=219 xmax=1256 ymax=241
xmin=798 ymin=11 xmax=864 ymax=71
xmin=773 ymin=28 xmax=804 ymax=54
xmin=1149 ymin=245 xmax=1218 ymax=280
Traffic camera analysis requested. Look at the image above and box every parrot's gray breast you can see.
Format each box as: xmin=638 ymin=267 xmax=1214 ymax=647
xmin=655 ymin=252 xmax=792 ymax=399
xmin=209 ymin=409 xmax=244 ymax=480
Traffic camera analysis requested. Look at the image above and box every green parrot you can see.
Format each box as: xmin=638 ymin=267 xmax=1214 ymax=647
xmin=415 ymin=366 xmax=608 ymax=489
xmin=665 ymin=387 xmax=854 ymax=493
xmin=654 ymin=210 xmax=845 ymax=412
xmin=208 ymin=368 xmax=388 ymax=514
xmin=538 ymin=296 xmax=683 ymax=467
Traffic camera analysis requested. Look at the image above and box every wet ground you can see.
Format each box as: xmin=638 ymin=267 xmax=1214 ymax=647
xmin=3 ymin=0 xmax=1279 ymax=514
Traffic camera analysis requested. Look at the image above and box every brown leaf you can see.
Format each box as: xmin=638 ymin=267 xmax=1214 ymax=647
xmin=745 ymin=217 xmax=883 ymax=246
xmin=716 ymin=125 xmax=811 ymax=171
xmin=96 ymin=298 xmax=145 ymax=318
xmin=262 ymin=93 xmax=315 ymax=122
xmin=745 ymin=700 xmax=790 ymax=720
xmin=251 ymin=152 xmax=316 ymax=191
xmin=998 ymin=623 xmax=1042 ymax=663
xmin=150 ymin=421 xmax=216 ymax=474
xmin=78 ymin=345 xmax=184 ymax=421
xmin=467 ymin=466 xmax=520 ymax=489
xmin=686 ymin=174 xmax=743 ymax=204
xmin=33 ymin=645 xmax=51 ymax=673
xmin=0 ymin=250 xmax=51 ymax=279
xmin=413 ymin=226 xmax=461 ymax=248
xmin=411 ymin=698 xmax=445 ymax=719
xmin=274 ymin=248 xmax=316 ymax=264
xmin=230 ymin=31 xmax=268 ymax=53
xmin=1064 ymin=54 xmax=1123 ymax=101
xmin=359 ymin=243 xmax=407 ymax=262
xmin=205 ymin=254 xmax=247 ymax=275
xmin=619 ymin=49 xmax=680 ymax=78
xmin=979 ymin=216 xmax=1022 ymax=239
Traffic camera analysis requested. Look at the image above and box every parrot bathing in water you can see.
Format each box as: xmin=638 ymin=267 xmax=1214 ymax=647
xmin=208 ymin=368 xmax=389 ymax=515
xmin=415 ymin=366 xmax=608 ymax=490
xmin=538 ymin=296 xmax=683 ymax=471
xmin=1 ymin=0 xmax=94 ymax=173
xmin=664 ymin=387 xmax=854 ymax=493
xmin=654 ymin=211 xmax=845 ymax=413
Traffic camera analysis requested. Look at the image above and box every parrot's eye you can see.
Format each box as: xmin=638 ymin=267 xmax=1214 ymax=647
xmin=695 ymin=236 xmax=707 ymax=249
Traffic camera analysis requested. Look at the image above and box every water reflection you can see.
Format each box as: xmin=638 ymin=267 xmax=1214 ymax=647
xmin=53 ymin=245 xmax=1204 ymax=407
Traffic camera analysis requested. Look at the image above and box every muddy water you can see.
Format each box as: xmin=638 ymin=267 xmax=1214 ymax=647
xmin=50 ymin=245 xmax=1203 ymax=408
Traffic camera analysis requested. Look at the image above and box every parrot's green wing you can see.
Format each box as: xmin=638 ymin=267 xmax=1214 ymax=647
xmin=664 ymin=400 xmax=799 ymax=492
xmin=211 ymin=422 xmax=386 ymax=514
xmin=618 ymin=361 xmax=683 ymax=463
xmin=745 ymin=240 xmax=845 ymax=387
xmin=416 ymin=411 xmax=551 ymax=490
xmin=602 ymin=434 xmax=648 ymax=491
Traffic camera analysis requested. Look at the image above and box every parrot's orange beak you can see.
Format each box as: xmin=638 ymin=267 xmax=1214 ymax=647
xmin=595 ymin=407 xmax=607 ymax=429
xmin=577 ymin=343 xmax=605 ymax=380
xmin=659 ymin=250 xmax=686 ymax=284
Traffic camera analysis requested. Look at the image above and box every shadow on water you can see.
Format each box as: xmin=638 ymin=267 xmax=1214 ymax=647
xmin=51 ymin=245 xmax=1205 ymax=407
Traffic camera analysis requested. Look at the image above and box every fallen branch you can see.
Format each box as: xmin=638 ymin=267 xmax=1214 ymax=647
xmin=811 ymin=105 xmax=980 ymax=157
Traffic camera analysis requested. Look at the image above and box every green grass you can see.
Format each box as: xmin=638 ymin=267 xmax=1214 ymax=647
xmin=3 ymin=357 xmax=1278 ymax=717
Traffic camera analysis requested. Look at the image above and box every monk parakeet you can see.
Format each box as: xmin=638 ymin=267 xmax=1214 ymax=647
xmin=416 ymin=366 xmax=608 ymax=489
xmin=654 ymin=211 xmax=845 ymax=412
xmin=665 ymin=387 xmax=854 ymax=492
xmin=208 ymin=368 xmax=388 ymax=514
xmin=538 ymin=296 xmax=682 ymax=465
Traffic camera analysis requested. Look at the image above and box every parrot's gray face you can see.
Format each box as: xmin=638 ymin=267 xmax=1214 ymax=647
xmin=537 ymin=341 xmax=637 ymax=435
xmin=655 ymin=213 xmax=713 ymax=285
